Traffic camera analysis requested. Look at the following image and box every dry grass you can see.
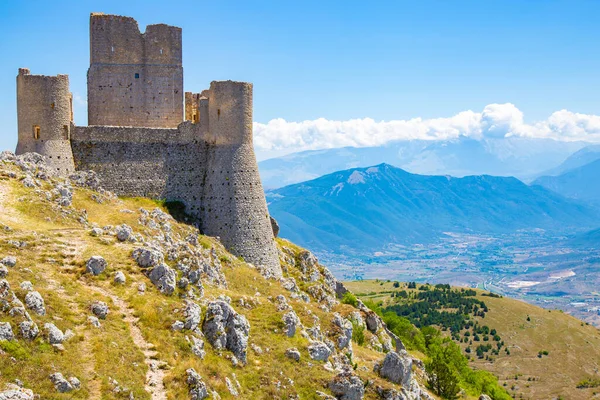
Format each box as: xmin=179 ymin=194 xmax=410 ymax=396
xmin=346 ymin=279 xmax=600 ymax=400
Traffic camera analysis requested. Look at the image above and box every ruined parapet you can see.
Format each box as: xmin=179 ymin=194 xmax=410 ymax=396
xmin=201 ymin=81 xmax=281 ymax=277
xmin=185 ymin=92 xmax=201 ymax=123
xmin=15 ymin=69 xmax=75 ymax=174
xmin=87 ymin=13 xmax=183 ymax=128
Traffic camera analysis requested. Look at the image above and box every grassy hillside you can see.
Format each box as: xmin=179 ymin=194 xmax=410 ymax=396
xmin=345 ymin=280 xmax=600 ymax=400
xmin=0 ymin=154 xmax=436 ymax=399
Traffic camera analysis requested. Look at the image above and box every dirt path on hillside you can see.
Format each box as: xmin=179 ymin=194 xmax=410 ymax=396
xmin=90 ymin=286 xmax=168 ymax=400
xmin=0 ymin=182 xmax=20 ymax=225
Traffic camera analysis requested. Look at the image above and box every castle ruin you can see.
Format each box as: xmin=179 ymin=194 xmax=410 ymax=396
xmin=15 ymin=13 xmax=282 ymax=277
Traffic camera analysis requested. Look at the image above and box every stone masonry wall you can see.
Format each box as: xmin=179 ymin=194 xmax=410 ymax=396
xmin=87 ymin=14 xmax=183 ymax=128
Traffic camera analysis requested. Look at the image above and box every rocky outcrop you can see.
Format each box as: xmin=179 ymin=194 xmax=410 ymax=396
xmin=328 ymin=372 xmax=364 ymax=400
xmin=282 ymin=310 xmax=300 ymax=337
xmin=308 ymin=341 xmax=332 ymax=361
xmin=132 ymin=247 xmax=164 ymax=268
xmin=202 ymin=300 xmax=250 ymax=364
xmin=19 ymin=321 xmax=39 ymax=340
xmin=147 ymin=264 xmax=177 ymax=295
xmin=44 ymin=323 xmax=65 ymax=345
xmin=285 ymin=347 xmax=301 ymax=361
xmin=49 ymin=373 xmax=75 ymax=393
xmin=186 ymin=368 xmax=209 ymax=400
xmin=0 ymin=384 xmax=35 ymax=400
xmin=375 ymin=351 xmax=413 ymax=387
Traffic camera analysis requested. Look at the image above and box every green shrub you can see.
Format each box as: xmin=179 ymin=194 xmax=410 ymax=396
xmin=341 ymin=292 xmax=358 ymax=308
xmin=351 ymin=321 xmax=365 ymax=345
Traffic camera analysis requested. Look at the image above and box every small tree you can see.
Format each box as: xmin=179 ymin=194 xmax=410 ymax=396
xmin=426 ymin=354 xmax=461 ymax=399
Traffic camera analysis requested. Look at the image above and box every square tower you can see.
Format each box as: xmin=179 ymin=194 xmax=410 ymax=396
xmin=87 ymin=13 xmax=183 ymax=128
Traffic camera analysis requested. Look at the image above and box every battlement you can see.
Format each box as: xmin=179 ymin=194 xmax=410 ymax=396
xmin=14 ymin=13 xmax=282 ymax=277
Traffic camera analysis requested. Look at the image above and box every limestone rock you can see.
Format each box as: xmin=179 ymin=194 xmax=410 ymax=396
xmin=132 ymin=247 xmax=164 ymax=268
xmin=18 ymin=321 xmax=39 ymax=340
xmin=285 ymin=347 xmax=301 ymax=362
xmin=190 ymin=336 xmax=206 ymax=359
xmin=328 ymin=372 xmax=365 ymax=400
xmin=49 ymin=373 xmax=73 ymax=393
xmin=0 ymin=322 xmax=14 ymax=341
xmin=19 ymin=281 xmax=33 ymax=291
xmin=186 ymin=368 xmax=209 ymax=400
xmin=90 ymin=227 xmax=103 ymax=237
xmin=1 ymin=256 xmax=16 ymax=267
xmin=148 ymin=264 xmax=177 ymax=295
xmin=88 ymin=316 xmax=101 ymax=328
xmin=375 ymin=350 xmax=412 ymax=387
xmin=44 ymin=323 xmax=65 ymax=344
xmin=116 ymin=224 xmax=133 ymax=241
xmin=283 ymin=310 xmax=300 ymax=337
xmin=184 ymin=300 xmax=202 ymax=331
xmin=365 ymin=311 xmax=382 ymax=333
xmin=171 ymin=321 xmax=184 ymax=331
xmin=114 ymin=271 xmax=126 ymax=284
xmin=86 ymin=256 xmax=107 ymax=275
xmin=0 ymin=383 xmax=35 ymax=400
xmin=0 ymin=266 xmax=7 ymax=279
xmin=333 ymin=313 xmax=353 ymax=350
xmin=91 ymin=301 xmax=109 ymax=320
xmin=24 ymin=291 xmax=45 ymax=316
xmin=308 ymin=341 xmax=331 ymax=361
xmin=479 ymin=396 xmax=492 ymax=400
xmin=202 ymin=300 xmax=250 ymax=364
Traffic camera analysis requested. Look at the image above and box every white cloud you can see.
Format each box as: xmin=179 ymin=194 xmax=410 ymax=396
xmin=253 ymin=103 xmax=600 ymax=158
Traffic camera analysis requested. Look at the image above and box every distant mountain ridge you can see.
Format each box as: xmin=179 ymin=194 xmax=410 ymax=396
xmin=538 ymin=145 xmax=600 ymax=177
xmin=532 ymin=158 xmax=600 ymax=206
xmin=267 ymin=163 xmax=600 ymax=253
xmin=258 ymin=137 xmax=588 ymax=189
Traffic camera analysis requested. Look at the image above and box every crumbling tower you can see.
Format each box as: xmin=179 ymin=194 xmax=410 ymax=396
xmin=87 ymin=13 xmax=183 ymax=127
xmin=15 ymin=68 xmax=75 ymax=174
xmin=201 ymin=81 xmax=281 ymax=277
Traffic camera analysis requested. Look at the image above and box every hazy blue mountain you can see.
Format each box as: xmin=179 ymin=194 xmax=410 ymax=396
xmin=569 ymin=228 xmax=600 ymax=249
xmin=532 ymin=159 xmax=600 ymax=206
xmin=536 ymin=145 xmax=600 ymax=177
xmin=258 ymin=137 xmax=587 ymax=189
xmin=267 ymin=164 xmax=599 ymax=253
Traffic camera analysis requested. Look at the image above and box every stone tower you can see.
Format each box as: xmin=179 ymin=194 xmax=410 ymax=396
xmin=87 ymin=13 xmax=183 ymax=127
xmin=201 ymin=81 xmax=281 ymax=277
xmin=15 ymin=68 xmax=75 ymax=174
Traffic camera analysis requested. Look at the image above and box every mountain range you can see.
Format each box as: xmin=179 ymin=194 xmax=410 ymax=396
xmin=258 ymin=137 xmax=588 ymax=189
xmin=533 ymin=158 xmax=600 ymax=206
xmin=266 ymin=163 xmax=600 ymax=253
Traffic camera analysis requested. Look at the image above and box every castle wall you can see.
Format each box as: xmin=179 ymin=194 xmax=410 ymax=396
xmin=87 ymin=14 xmax=183 ymax=128
xmin=16 ymin=69 xmax=75 ymax=174
xmin=71 ymin=123 xmax=208 ymax=215
xmin=201 ymin=81 xmax=281 ymax=277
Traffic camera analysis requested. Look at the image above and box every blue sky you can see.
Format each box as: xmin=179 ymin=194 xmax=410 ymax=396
xmin=2 ymin=0 xmax=600 ymax=157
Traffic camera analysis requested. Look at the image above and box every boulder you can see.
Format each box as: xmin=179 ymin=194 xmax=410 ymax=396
xmin=91 ymin=301 xmax=109 ymax=320
xmin=132 ymin=247 xmax=164 ymax=268
xmin=328 ymin=372 xmax=365 ymax=400
xmin=19 ymin=321 xmax=39 ymax=340
xmin=1 ymin=256 xmax=17 ymax=268
xmin=0 ymin=383 xmax=35 ymax=400
xmin=0 ymin=322 xmax=14 ymax=341
xmin=44 ymin=323 xmax=65 ymax=344
xmin=49 ymin=373 xmax=73 ymax=393
xmin=202 ymin=300 xmax=250 ymax=364
xmin=479 ymin=396 xmax=492 ymax=400
xmin=0 ymin=266 xmax=7 ymax=279
xmin=115 ymin=224 xmax=133 ymax=241
xmin=113 ymin=271 xmax=126 ymax=284
xmin=285 ymin=347 xmax=301 ymax=362
xmin=375 ymin=351 xmax=412 ymax=387
xmin=190 ymin=336 xmax=206 ymax=359
xmin=19 ymin=281 xmax=33 ymax=291
xmin=333 ymin=314 xmax=353 ymax=350
xmin=148 ymin=264 xmax=177 ymax=295
xmin=282 ymin=310 xmax=300 ymax=337
xmin=88 ymin=316 xmax=101 ymax=328
xmin=24 ymin=291 xmax=45 ymax=316
xmin=365 ymin=311 xmax=382 ymax=333
xmin=90 ymin=227 xmax=103 ymax=237
xmin=86 ymin=256 xmax=107 ymax=275
xmin=183 ymin=300 xmax=202 ymax=331
xmin=186 ymin=368 xmax=209 ymax=400
xmin=308 ymin=341 xmax=332 ymax=361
